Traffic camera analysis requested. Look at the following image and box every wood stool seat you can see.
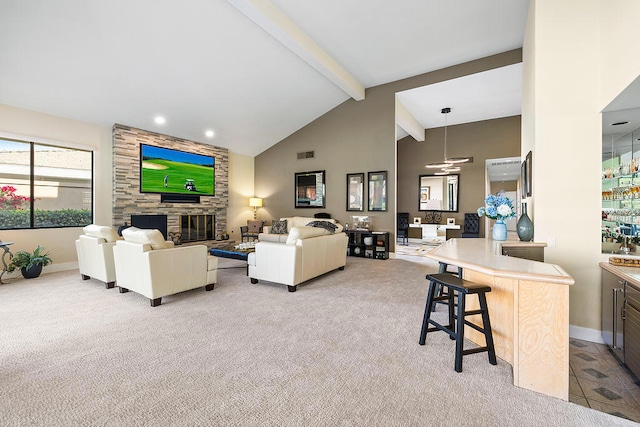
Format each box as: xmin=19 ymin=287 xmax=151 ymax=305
xmin=432 ymin=262 xmax=462 ymax=312
xmin=419 ymin=273 xmax=497 ymax=372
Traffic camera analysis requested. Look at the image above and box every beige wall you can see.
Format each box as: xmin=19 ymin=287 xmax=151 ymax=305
xmin=0 ymin=103 xmax=112 ymax=275
xmin=255 ymin=50 xmax=522 ymax=252
xmin=228 ymin=152 xmax=257 ymax=240
xmin=398 ymin=116 xmax=521 ymax=237
xmin=524 ymin=0 xmax=640 ymax=337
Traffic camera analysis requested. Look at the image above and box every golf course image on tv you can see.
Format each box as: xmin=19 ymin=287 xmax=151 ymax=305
xmin=140 ymin=144 xmax=215 ymax=196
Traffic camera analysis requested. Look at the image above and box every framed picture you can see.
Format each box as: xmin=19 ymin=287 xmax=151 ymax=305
xmin=520 ymin=160 xmax=527 ymax=198
xmin=295 ymin=170 xmax=325 ymax=208
xmin=419 ymin=186 xmax=430 ymax=207
xmin=368 ymin=170 xmax=387 ymax=211
xmin=346 ymin=173 xmax=364 ymax=211
xmin=525 ymin=151 xmax=532 ymax=197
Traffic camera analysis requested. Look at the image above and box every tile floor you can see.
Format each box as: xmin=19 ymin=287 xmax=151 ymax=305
xmin=570 ymin=338 xmax=640 ymax=422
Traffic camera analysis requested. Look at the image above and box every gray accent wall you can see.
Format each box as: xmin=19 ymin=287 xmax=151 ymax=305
xmin=255 ymin=49 xmax=522 ymax=251
xmin=398 ymin=116 xmax=521 ymax=238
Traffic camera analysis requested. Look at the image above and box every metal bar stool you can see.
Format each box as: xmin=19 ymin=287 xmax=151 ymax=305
xmin=419 ymin=273 xmax=497 ymax=372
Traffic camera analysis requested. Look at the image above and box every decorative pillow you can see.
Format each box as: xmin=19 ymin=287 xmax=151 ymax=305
xmin=83 ymin=224 xmax=119 ymax=242
xmin=271 ymin=219 xmax=288 ymax=234
xmin=286 ymin=226 xmax=327 ymax=245
xmin=247 ymin=220 xmax=263 ymax=233
xmin=122 ymin=227 xmax=173 ymax=250
xmin=306 ymin=220 xmax=337 ymax=233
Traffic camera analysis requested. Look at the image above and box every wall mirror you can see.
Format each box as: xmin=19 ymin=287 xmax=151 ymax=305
xmin=418 ymin=174 xmax=459 ymax=212
xmin=601 ymin=73 xmax=640 ymax=253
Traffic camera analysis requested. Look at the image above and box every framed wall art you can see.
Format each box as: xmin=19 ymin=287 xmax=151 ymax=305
xmin=295 ymin=170 xmax=325 ymax=208
xmin=525 ymin=151 xmax=532 ymax=197
xmin=368 ymin=170 xmax=387 ymax=212
xmin=346 ymin=172 xmax=364 ymax=211
xmin=419 ymin=186 xmax=430 ymax=207
xmin=520 ymin=159 xmax=527 ymax=198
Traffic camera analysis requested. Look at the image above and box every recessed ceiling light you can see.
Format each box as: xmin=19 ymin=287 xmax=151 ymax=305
xmin=611 ymin=121 xmax=629 ymax=126
xmin=205 ymin=130 xmax=215 ymax=138
xmin=154 ymin=116 xmax=166 ymax=125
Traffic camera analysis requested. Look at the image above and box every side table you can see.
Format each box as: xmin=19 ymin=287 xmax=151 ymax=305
xmin=0 ymin=241 xmax=14 ymax=284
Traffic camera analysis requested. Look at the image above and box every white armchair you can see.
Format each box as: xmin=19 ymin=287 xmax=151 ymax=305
xmin=113 ymin=227 xmax=218 ymax=307
xmin=75 ymin=224 xmax=119 ymax=289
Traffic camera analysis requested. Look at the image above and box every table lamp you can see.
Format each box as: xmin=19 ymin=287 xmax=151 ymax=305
xmin=249 ymin=197 xmax=262 ymax=219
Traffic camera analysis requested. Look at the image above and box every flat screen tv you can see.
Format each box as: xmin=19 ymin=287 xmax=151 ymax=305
xmin=140 ymin=144 xmax=215 ymax=196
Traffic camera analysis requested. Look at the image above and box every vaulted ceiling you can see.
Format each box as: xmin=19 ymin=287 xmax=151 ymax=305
xmin=0 ymin=0 xmax=530 ymax=156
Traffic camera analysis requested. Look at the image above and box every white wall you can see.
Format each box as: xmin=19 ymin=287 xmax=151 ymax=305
xmin=524 ymin=0 xmax=640 ymax=336
xmin=228 ymin=152 xmax=256 ymax=239
xmin=0 ymin=103 xmax=112 ymax=276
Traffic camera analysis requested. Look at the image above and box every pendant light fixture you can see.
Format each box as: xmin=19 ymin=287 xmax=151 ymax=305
xmin=425 ymin=107 xmax=471 ymax=173
xmin=425 ymin=107 xmax=454 ymax=169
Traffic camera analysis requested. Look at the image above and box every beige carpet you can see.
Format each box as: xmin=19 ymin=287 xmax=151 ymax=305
xmin=1 ymin=257 xmax=633 ymax=426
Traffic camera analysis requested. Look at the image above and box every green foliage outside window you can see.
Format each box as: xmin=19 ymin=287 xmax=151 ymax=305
xmin=0 ymin=209 xmax=91 ymax=229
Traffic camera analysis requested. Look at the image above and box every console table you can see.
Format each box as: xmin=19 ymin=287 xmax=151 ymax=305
xmin=0 ymin=241 xmax=14 ymax=284
xmin=409 ymin=224 xmax=461 ymax=242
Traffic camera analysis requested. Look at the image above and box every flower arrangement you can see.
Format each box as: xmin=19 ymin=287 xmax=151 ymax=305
xmin=477 ymin=190 xmax=517 ymax=221
xmin=0 ymin=185 xmax=30 ymax=210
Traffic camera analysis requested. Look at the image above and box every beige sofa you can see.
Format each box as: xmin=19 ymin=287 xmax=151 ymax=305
xmin=248 ymin=216 xmax=348 ymax=292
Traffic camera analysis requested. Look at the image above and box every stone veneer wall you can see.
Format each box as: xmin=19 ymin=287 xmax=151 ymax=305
xmin=112 ymin=124 xmax=229 ymax=240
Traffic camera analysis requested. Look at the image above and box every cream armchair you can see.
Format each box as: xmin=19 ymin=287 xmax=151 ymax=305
xmin=113 ymin=227 xmax=218 ymax=307
xmin=75 ymin=224 xmax=119 ymax=289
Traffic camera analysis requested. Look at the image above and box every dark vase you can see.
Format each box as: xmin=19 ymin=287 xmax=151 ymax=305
xmin=21 ymin=264 xmax=43 ymax=279
xmin=117 ymin=222 xmax=131 ymax=237
xmin=517 ymin=203 xmax=534 ymax=242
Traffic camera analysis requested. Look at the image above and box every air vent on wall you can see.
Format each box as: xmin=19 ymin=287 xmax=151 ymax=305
xmin=488 ymin=159 xmax=518 ymax=167
xmin=297 ymin=151 xmax=315 ymax=160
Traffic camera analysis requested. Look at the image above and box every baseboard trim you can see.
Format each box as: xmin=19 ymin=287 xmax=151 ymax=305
xmin=569 ymin=325 xmax=605 ymax=344
xmin=1 ymin=261 xmax=78 ymax=281
xmin=45 ymin=261 xmax=78 ymax=274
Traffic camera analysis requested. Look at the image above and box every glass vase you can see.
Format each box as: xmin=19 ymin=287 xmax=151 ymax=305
xmin=492 ymin=220 xmax=507 ymax=241
xmin=517 ymin=203 xmax=534 ymax=242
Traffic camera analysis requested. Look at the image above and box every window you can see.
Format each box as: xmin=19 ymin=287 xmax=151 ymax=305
xmin=0 ymin=138 xmax=93 ymax=229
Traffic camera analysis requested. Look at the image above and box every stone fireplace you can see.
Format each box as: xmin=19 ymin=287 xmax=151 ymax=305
xmin=112 ymin=124 xmax=229 ymax=244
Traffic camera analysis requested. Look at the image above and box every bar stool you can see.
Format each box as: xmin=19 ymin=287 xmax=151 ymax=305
xmin=419 ymin=273 xmax=497 ymax=372
xmin=431 ymin=262 xmax=462 ymax=312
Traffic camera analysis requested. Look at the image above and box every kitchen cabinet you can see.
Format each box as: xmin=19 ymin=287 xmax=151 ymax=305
xmin=600 ymin=263 xmax=640 ymax=378
xmin=501 ymin=246 xmax=544 ymax=262
xmin=602 ymin=268 xmax=625 ymax=362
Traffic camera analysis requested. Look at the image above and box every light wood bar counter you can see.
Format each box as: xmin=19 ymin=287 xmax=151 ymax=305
xmin=427 ymin=238 xmax=574 ymax=400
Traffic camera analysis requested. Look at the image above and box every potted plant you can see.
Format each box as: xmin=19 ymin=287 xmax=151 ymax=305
xmin=8 ymin=245 xmax=52 ymax=279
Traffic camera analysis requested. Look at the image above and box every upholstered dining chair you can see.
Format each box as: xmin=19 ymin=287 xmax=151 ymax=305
xmin=397 ymin=212 xmax=410 ymax=245
xmin=461 ymin=213 xmax=480 ymax=238
xmin=241 ymin=220 xmax=264 ymax=242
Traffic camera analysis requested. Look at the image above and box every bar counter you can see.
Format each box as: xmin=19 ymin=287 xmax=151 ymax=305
xmin=427 ymin=238 xmax=574 ymax=400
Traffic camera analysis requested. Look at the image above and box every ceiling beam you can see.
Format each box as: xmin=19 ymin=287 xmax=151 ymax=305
xmin=228 ymin=0 xmax=365 ymax=101
xmin=395 ymin=98 xmax=425 ymax=142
